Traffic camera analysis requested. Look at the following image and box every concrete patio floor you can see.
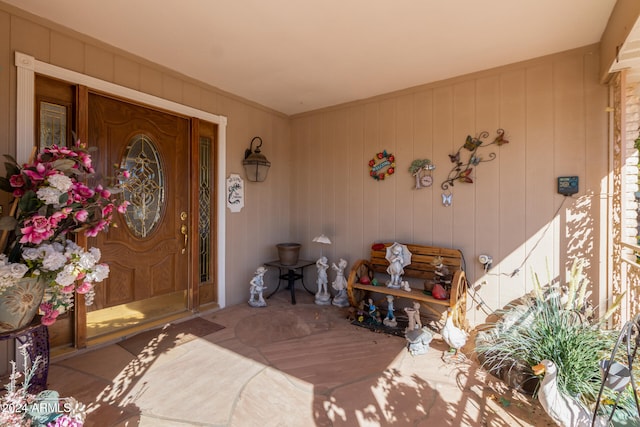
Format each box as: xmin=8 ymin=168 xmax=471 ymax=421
xmin=47 ymin=290 xmax=555 ymax=426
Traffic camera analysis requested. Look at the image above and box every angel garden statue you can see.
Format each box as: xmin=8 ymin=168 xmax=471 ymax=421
xmin=386 ymin=242 xmax=412 ymax=289
xmin=315 ymin=256 xmax=331 ymax=305
xmin=331 ymin=258 xmax=349 ymax=307
xmin=248 ymin=266 xmax=268 ymax=307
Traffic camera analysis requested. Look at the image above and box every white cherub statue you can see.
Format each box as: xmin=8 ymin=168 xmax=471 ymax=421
xmin=386 ymin=242 xmax=412 ymax=289
xmin=315 ymin=256 xmax=331 ymax=305
xmin=248 ymin=266 xmax=268 ymax=307
xmin=331 ymin=258 xmax=349 ymax=307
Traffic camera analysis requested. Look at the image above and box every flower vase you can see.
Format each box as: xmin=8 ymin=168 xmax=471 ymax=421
xmin=0 ymin=277 xmax=45 ymax=333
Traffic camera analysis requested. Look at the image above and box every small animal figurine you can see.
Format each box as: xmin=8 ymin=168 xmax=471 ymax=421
xmin=532 ymin=359 xmax=607 ymax=427
xmin=440 ymin=308 xmax=467 ymax=362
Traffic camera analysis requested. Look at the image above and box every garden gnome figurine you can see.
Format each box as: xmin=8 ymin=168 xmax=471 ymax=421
xmin=383 ymin=295 xmax=397 ymax=327
xmin=315 ymin=256 xmax=331 ymax=305
xmin=331 ymin=258 xmax=350 ymax=307
xmin=248 ymin=266 xmax=268 ymax=307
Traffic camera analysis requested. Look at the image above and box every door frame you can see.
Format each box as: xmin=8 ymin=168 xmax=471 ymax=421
xmin=14 ymin=51 xmax=228 ymax=312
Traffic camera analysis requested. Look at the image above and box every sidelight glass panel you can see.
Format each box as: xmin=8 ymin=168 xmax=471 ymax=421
xmin=120 ymin=134 xmax=165 ymax=238
xmin=199 ymin=136 xmax=212 ymax=282
xmin=39 ymin=101 xmax=67 ymax=147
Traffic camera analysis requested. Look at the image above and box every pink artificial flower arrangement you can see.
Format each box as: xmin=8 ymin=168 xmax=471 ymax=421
xmin=0 ymin=140 xmax=129 ymax=325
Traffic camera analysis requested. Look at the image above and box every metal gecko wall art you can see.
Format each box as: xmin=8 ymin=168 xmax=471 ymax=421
xmin=440 ymin=128 xmax=509 ymax=206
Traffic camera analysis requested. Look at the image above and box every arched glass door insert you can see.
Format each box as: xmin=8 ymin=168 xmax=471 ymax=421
xmin=120 ymin=134 xmax=165 ymax=238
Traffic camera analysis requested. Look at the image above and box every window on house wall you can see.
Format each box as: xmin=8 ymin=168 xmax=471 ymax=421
xmin=199 ymin=135 xmax=212 ymax=282
xmin=35 ymin=75 xmax=75 ymax=150
xmin=626 ymin=81 xmax=640 ymax=259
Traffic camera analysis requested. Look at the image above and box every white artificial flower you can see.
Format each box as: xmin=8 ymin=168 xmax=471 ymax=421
xmin=41 ymin=249 xmax=67 ymax=272
xmin=63 ymin=240 xmax=81 ymax=256
xmin=55 ymin=265 xmax=77 ymax=287
xmin=8 ymin=263 xmax=28 ymax=278
xmin=89 ymin=247 xmax=101 ymax=261
xmin=88 ymin=263 xmax=110 ymax=282
xmin=47 ymin=173 xmax=73 ymax=192
xmin=21 ymin=247 xmax=42 ymax=261
xmin=36 ymin=186 xmax=63 ymax=205
xmin=78 ymin=251 xmax=97 ymax=270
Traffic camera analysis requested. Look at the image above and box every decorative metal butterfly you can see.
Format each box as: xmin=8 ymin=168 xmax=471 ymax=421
xmin=448 ymin=152 xmax=460 ymax=163
xmin=441 ymin=192 xmax=453 ymax=207
xmin=493 ymin=128 xmax=509 ymax=146
xmin=457 ymin=168 xmax=473 ymax=183
xmin=464 ymin=135 xmax=482 ymax=151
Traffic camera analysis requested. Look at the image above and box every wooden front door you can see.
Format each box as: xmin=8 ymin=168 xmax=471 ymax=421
xmin=87 ymin=93 xmax=190 ymax=332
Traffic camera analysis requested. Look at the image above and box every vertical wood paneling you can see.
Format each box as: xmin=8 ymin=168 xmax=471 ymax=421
xmin=363 ymin=103 xmax=380 ymax=244
xmin=432 ymin=87 xmax=454 ymax=246
xmin=525 ymin=64 xmax=556 ymax=292
xmin=396 ymin=94 xmax=415 ymax=243
xmin=84 ymin=45 xmax=114 ymax=83
xmin=291 ymin=46 xmax=607 ymax=326
xmin=554 ymin=54 xmax=587 ymax=283
xmin=378 ymin=99 xmax=397 ymax=241
xmin=583 ymin=50 xmax=609 ymax=307
xmin=412 ymin=90 xmax=434 ymax=245
xmin=113 ymin=56 xmax=140 ymax=90
xmin=346 ymin=106 xmax=365 ymax=257
xmin=473 ymin=76 xmax=501 ymax=311
xmin=10 ymin=16 xmax=50 ymax=62
xmin=50 ymin=32 xmax=84 ymax=74
xmin=498 ymin=70 xmax=527 ymax=307
xmin=451 ymin=82 xmax=476 ymax=259
xmin=307 ymin=114 xmax=323 ymax=258
xmin=333 ymin=111 xmax=350 ymax=263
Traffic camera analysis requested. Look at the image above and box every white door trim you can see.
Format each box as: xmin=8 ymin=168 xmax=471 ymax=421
xmin=14 ymin=51 xmax=227 ymax=308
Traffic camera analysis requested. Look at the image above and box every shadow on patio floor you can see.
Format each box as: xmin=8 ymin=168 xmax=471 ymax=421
xmin=47 ymin=291 xmax=555 ymax=426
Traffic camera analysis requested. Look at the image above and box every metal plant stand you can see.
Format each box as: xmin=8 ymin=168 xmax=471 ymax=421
xmin=592 ymin=314 xmax=640 ymax=426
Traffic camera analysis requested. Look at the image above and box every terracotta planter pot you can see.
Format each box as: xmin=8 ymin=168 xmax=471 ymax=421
xmin=276 ymin=243 xmax=301 ymax=265
xmin=0 ymin=277 xmax=44 ymax=333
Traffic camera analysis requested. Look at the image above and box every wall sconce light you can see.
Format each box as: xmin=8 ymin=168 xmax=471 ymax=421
xmin=243 ymin=136 xmax=271 ymax=182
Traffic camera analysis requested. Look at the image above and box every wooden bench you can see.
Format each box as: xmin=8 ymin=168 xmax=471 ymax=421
xmin=346 ymin=243 xmax=468 ymax=329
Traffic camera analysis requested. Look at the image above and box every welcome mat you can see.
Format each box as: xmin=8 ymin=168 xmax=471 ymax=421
xmin=351 ymin=318 xmax=408 ymax=338
xmin=117 ymin=317 xmax=225 ymax=355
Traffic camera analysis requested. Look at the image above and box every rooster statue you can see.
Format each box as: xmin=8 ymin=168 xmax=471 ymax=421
xmin=440 ymin=308 xmax=467 ymax=362
xmin=532 ymin=359 xmax=608 ymax=427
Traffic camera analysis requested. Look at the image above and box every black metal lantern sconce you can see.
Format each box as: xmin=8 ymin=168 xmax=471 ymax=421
xmin=243 ymin=136 xmax=271 ymax=182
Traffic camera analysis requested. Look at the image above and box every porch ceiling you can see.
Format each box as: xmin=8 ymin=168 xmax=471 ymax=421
xmin=610 ymin=16 xmax=640 ymax=83
xmin=4 ymin=0 xmax=618 ymax=115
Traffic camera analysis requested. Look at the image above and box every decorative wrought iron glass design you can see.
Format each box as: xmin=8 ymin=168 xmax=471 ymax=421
xmin=199 ymin=136 xmax=212 ymax=282
xmin=120 ymin=134 xmax=165 ymax=238
xmin=39 ymin=101 xmax=67 ymax=147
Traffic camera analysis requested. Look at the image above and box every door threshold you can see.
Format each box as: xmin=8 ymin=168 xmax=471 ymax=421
xmin=51 ymin=310 xmax=194 ymax=361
